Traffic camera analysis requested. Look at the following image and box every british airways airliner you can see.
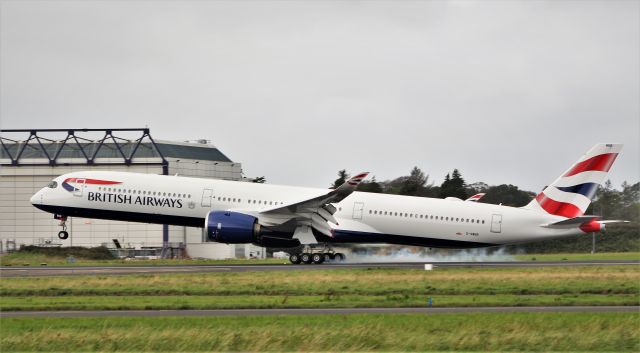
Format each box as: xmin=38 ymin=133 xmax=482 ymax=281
xmin=30 ymin=143 xmax=625 ymax=264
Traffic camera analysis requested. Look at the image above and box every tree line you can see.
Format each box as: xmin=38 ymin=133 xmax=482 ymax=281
xmin=332 ymin=167 xmax=537 ymax=207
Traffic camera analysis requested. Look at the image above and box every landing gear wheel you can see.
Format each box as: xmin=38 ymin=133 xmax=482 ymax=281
xmin=325 ymin=253 xmax=335 ymax=260
xmin=301 ymin=253 xmax=313 ymax=264
xmin=58 ymin=231 xmax=69 ymax=240
xmin=312 ymin=253 xmax=325 ymax=264
xmin=334 ymin=253 xmax=345 ymax=262
xmin=289 ymin=254 xmax=301 ymax=264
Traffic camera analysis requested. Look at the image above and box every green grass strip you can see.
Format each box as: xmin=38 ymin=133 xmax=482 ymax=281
xmin=1 ymin=294 xmax=638 ymax=311
xmin=1 ymin=312 xmax=638 ymax=352
xmin=2 ymin=266 xmax=637 ymax=297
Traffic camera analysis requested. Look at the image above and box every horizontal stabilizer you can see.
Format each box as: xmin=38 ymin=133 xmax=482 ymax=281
xmin=542 ymin=216 xmax=629 ymax=233
xmin=598 ymin=220 xmax=630 ymax=224
xmin=542 ymin=216 xmax=600 ymax=228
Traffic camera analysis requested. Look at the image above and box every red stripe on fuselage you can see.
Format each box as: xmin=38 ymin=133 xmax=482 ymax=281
xmin=564 ymin=153 xmax=618 ymax=177
xmin=535 ymin=193 xmax=583 ymax=218
xmin=64 ymin=178 xmax=122 ymax=185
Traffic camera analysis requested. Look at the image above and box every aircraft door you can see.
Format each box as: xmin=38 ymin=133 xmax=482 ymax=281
xmin=201 ymin=188 xmax=213 ymax=207
xmin=352 ymin=202 xmax=364 ymax=220
xmin=73 ymin=179 xmax=85 ymax=197
xmin=491 ymin=214 xmax=502 ymax=233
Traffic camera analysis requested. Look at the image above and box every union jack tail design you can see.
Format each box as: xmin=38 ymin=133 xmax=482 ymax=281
xmin=523 ymin=143 xmax=623 ymax=218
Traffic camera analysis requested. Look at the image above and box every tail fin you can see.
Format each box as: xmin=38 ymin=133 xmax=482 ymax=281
xmin=523 ymin=143 xmax=623 ymax=218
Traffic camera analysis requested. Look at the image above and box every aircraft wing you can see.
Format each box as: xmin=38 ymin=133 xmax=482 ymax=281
xmin=259 ymin=172 xmax=369 ymax=238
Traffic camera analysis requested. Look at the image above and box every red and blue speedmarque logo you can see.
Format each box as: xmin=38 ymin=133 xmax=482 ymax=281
xmin=61 ymin=178 xmax=122 ymax=192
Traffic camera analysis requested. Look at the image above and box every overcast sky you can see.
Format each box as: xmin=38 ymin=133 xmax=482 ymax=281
xmin=1 ymin=0 xmax=638 ymax=192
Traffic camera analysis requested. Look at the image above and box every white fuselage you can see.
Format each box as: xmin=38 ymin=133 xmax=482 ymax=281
xmin=31 ymin=171 xmax=585 ymax=248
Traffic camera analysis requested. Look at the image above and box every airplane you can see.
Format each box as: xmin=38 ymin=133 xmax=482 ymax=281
xmin=30 ymin=143 xmax=626 ymax=264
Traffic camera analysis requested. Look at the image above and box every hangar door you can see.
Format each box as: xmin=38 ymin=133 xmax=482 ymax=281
xmin=491 ymin=214 xmax=502 ymax=233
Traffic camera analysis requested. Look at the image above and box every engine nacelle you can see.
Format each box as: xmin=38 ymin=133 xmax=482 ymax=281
xmin=205 ymin=211 xmax=260 ymax=244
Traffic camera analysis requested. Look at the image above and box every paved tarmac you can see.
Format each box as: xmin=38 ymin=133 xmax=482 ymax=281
xmin=2 ymin=306 xmax=637 ymax=318
xmin=0 ymin=260 xmax=637 ymax=277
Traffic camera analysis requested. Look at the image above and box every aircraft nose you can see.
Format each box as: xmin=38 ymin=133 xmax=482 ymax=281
xmin=30 ymin=191 xmax=41 ymax=205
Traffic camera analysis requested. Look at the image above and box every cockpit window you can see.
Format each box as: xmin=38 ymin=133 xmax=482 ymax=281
xmin=47 ymin=181 xmax=58 ymax=189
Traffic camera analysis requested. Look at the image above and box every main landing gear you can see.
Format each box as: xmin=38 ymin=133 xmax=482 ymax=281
xmin=288 ymin=245 xmax=346 ymax=265
xmin=55 ymin=214 xmax=69 ymax=240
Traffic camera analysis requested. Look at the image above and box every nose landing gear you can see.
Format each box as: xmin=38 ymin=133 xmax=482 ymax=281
xmin=55 ymin=214 xmax=69 ymax=240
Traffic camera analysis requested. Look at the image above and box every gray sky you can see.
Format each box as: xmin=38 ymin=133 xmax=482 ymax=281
xmin=1 ymin=0 xmax=638 ymax=192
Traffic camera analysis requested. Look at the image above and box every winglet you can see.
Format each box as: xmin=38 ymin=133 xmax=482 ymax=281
xmin=465 ymin=193 xmax=486 ymax=202
xmin=338 ymin=172 xmax=369 ymax=191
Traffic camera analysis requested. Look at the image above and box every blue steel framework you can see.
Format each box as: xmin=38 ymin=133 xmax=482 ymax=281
xmin=0 ymin=128 xmax=171 ymax=254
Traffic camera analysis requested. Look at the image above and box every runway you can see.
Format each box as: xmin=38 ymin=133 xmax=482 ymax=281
xmin=1 ymin=260 xmax=637 ymax=277
xmin=2 ymin=306 xmax=637 ymax=318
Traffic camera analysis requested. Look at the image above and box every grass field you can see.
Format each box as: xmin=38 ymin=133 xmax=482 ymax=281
xmin=2 ymin=313 xmax=638 ymax=352
xmin=1 ymin=266 xmax=638 ymax=311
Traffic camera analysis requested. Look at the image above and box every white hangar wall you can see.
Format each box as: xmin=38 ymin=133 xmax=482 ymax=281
xmin=0 ymin=136 xmax=261 ymax=259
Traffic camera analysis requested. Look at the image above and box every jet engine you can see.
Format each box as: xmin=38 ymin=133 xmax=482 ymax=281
xmin=205 ymin=211 xmax=260 ymax=244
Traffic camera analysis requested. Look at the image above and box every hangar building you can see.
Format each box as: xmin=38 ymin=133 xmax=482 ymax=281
xmin=0 ymin=128 xmax=263 ymax=259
